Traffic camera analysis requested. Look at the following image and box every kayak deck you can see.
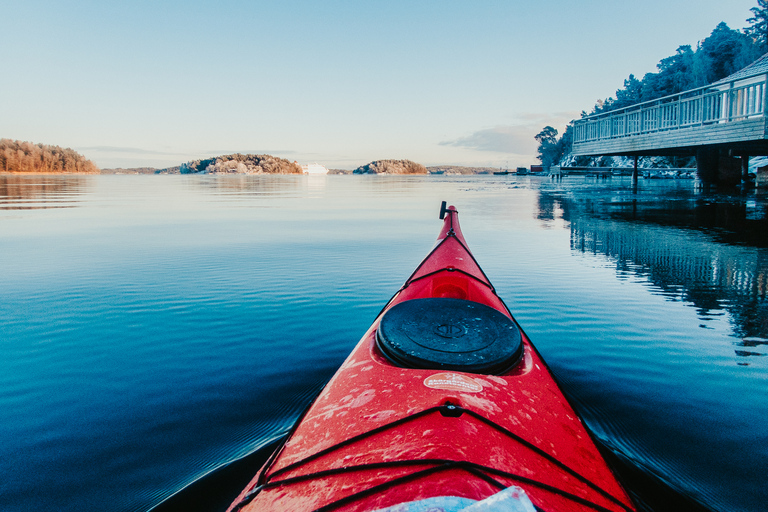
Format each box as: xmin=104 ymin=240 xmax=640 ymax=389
xmin=227 ymin=205 xmax=635 ymax=512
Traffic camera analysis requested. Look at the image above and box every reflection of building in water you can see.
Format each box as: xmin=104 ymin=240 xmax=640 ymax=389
xmin=538 ymin=186 xmax=768 ymax=359
xmin=572 ymin=218 xmax=766 ymax=301
xmin=0 ymin=175 xmax=89 ymax=210
xmin=541 ymin=188 xmax=768 ymax=246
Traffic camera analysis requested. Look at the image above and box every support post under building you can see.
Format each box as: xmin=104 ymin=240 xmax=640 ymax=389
xmin=696 ymin=148 xmax=742 ymax=185
xmin=696 ymin=148 xmax=719 ymax=183
xmin=632 ymin=156 xmax=638 ymax=183
xmin=742 ymin=156 xmax=750 ymax=184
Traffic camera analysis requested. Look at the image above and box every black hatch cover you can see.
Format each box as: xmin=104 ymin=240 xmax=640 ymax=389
xmin=376 ymin=298 xmax=523 ymax=374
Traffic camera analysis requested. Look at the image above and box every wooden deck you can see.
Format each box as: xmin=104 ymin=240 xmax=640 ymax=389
xmin=572 ymin=70 xmax=768 ymax=157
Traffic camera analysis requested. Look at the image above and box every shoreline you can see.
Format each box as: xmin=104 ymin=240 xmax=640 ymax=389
xmin=0 ymin=171 xmax=101 ymax=175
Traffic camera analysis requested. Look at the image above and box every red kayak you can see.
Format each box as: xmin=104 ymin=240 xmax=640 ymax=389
xmin=227 ymin=204 xmax=636 ymax=512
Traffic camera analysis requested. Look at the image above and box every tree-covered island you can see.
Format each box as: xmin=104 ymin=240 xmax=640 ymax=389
xmin=0 ymin=139 xmax=99 ymax=174
xmin=179 ymin=153 xmax=304 ymax=174
xmin=352 ymin=160 xmax=427 ymax=174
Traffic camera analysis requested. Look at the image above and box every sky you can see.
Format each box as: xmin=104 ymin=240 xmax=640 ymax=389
xmin=1 ymin=0 xmax=760 ymax=170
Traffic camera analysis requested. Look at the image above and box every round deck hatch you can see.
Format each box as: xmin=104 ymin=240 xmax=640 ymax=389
xmin=376 ymin=298 xmax=523 ymax=374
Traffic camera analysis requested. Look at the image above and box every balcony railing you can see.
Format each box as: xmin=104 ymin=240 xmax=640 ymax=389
xmin=573 ymin=72 xmax=768 ymax=144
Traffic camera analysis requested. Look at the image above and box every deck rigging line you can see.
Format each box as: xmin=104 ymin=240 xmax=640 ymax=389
xmin=230 ymin=404 xmax=633 ymax=512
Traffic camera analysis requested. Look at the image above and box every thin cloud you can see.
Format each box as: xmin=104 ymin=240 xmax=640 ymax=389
xmin=80 ymin=146 xmax=301 ymax=158
xmin=78 ymin=146 xmax=176 ymax=155
xmin=515 ymin=111 xmax=580 ymax=122
xmin=440 ymin=125 xmax=538 ymax=154
xmin=204 ymin=149 xmax=299 ymax=157
xmin=440 ymin=112 xmax=580 ymax=154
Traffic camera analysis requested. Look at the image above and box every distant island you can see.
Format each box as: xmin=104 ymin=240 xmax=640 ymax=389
xmin=353 ymin=159 xmax=427 ymax=174
xmin=329 ymin=164 xmax=500 ymax=175
xmin=102 ymin=154 xmax=305 ymax=175
xmin=426 ymin=165 xmax=499 ymax=175
xmin=1 ymin=143 xmax=514 ymax=176
xmin=0 ymin=139 xmax=99 ymax=174
xmin=179 ymin=153 xmax=303 ymax=174
xmin=101 ymin=166 xmax=179 ymax=175
xmin=349 ymin=160 xmax=499 ymax=175
xmin=101 ymin=158 xmax=503 ymax=176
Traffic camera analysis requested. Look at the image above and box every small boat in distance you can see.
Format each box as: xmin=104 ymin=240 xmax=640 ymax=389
xmin=301 ymin=163 xmax=329 ymax=174
xmin=227 ymin=203 xmax=636 ymax=512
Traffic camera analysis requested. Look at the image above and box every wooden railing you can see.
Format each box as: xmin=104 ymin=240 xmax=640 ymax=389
xmin=573 ymin=73 xmax=768 ymax=144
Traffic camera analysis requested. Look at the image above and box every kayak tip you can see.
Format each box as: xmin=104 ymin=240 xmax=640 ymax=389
xmin=439 ymin=201 xmax=457 ymax=220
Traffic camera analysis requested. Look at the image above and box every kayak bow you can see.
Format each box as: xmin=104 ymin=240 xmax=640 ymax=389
xmin=228 ymin=203 xmax=636 ymax=512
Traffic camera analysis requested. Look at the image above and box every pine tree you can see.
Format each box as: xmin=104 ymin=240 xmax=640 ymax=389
xmin=745 ymin=0 xmax=768 ymax=50
xmin=698 ymin=22 xmax=760 ymax=83
xmin=535 ymin=126 xmax=560 ymax=168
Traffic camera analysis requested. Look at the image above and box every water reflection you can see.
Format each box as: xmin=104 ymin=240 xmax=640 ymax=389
xmin=538 ymin=182 xmax=768 ymax=362
xmin=177 ymin=175 xmax=341 ymax=204
xmin=0 ymin=175 xmax=90 ymax=209
xmin=181 ymin=174 xmax=307 ymax=198
xmin=539 ymin=181 xmax=768 ymax=246
xmin=734 ymin=337 xmax=768 ymax=365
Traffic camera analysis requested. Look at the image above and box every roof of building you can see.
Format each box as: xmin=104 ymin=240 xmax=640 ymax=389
xmin=713 ymin=52 xmax=768 ymax=85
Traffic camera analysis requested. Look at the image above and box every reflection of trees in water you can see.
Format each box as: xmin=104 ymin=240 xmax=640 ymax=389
xmin=0 ymin=175 xmax=90 ymax=209
xmin=185 ymin=175 xmax=307 ymax=195
xmin=537 ymin=186 xmax=768 ymax=358
xmin=186 ymin=174 xmax=431 ymax=198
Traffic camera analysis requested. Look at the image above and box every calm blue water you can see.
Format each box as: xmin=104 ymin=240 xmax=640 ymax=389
xmin=0 ymin=175 xmax=765 ymax=512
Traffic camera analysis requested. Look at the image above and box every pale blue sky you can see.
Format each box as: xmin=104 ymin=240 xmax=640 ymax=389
xmin=1 ymin=0 xmax=759 ymax=169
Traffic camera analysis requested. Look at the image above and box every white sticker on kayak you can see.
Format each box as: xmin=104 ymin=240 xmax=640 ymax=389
xmin=424 ymin=373 xmax=483 ymax=393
